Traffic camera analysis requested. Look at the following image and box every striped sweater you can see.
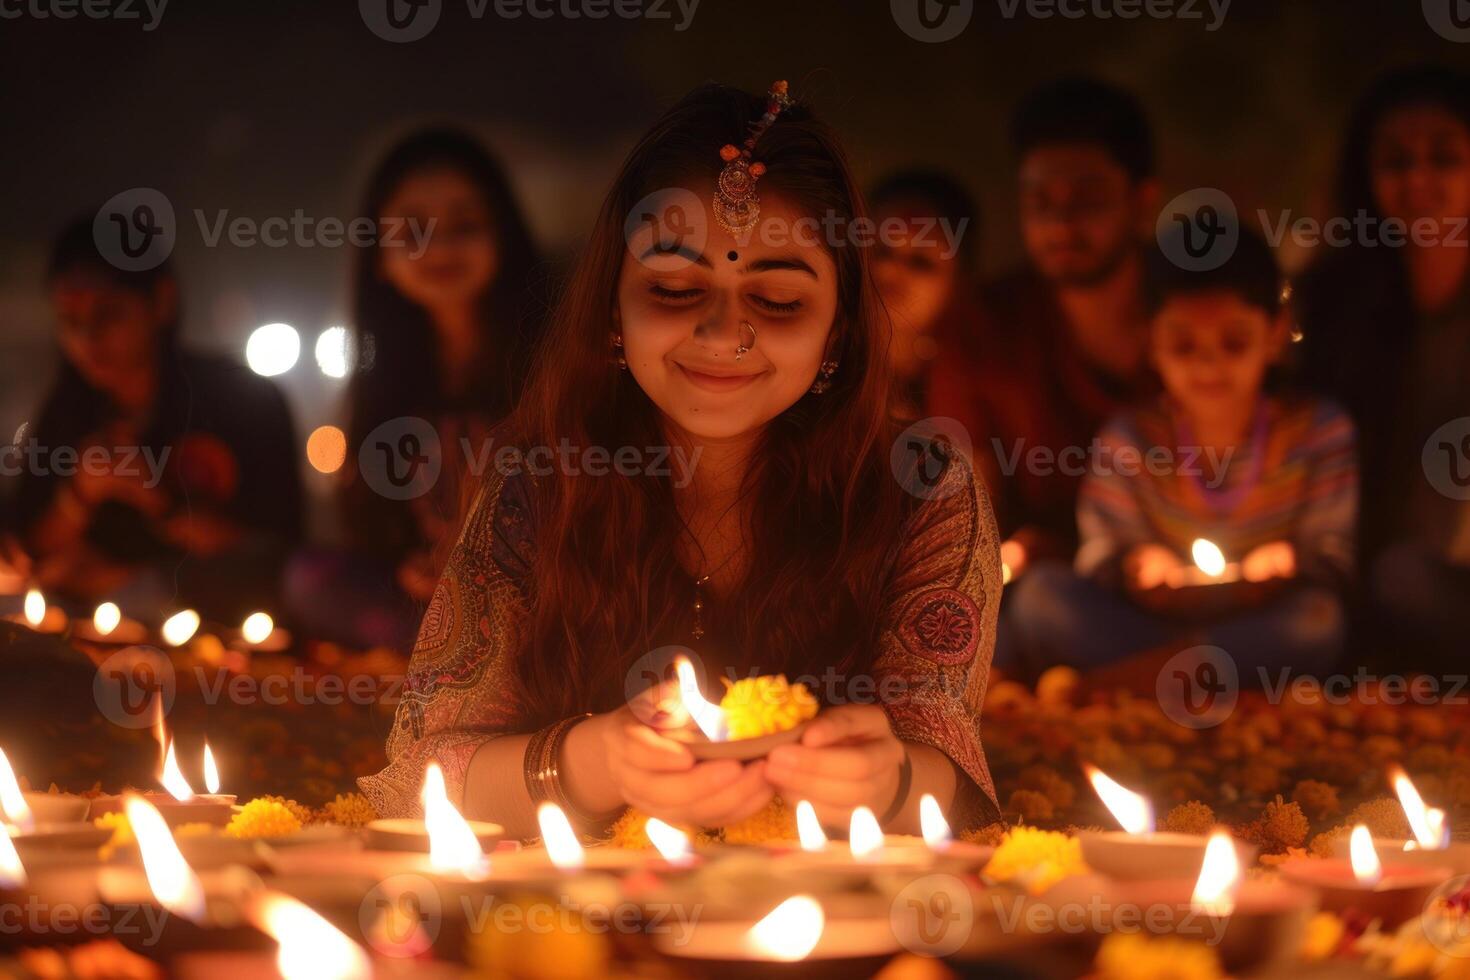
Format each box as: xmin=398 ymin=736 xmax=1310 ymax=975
xmin=1076 ymin=395 xmax=1358 ymax=587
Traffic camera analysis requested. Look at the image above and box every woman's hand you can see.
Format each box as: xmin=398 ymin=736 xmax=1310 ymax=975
xmin=764 ymin=704 xmax=906 ymax=827
xmin=1242 ymin=541 xmax=1296 ymax=583
xmin=602 ymin=710 xmax=774 ymax=827
xmin=1124 ymin=544 xmax=1183 ymax=592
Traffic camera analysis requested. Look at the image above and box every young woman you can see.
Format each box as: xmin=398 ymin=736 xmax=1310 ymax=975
xmin=1295 ymin=66 xmax=1470 ymax=668
xmin=8 ymin=219 xmax=301 ymax=621
xmin=360 ymin=83 xmax=1002 ymax=838
xmin=286 ymin=128 xmax=544 ymax=650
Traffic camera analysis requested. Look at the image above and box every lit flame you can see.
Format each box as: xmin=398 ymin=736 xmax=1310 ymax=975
xmin=203 ymin=743 xmax=220 ymax=795
xmin=674 ymin=655 xmax=727 ymax=742
xmin=0 ymin=749 xmax=35 ymax=832
xmin=796 ymin=800 xmax=827 ymax=852
xmin=125 ymin=795 xmax=205 ymax=921
xmin=1350 ymin=824 xmax=1383 ymax=886
xmin=1391 ymin=766 xmax=1449 ymax=851
xmin=1085 ymin=764 xmax=1155 ymax=834
xmin=746 ymin=895 xmax=824 ymax=962
xmin=93 ymin=602 xmax=122 ymax=637
xmin=1191 ymin=830 xmax=1241 ymax=917
xmin=161 ymin=609 xmax=200 ymax=647
xmin=1001 ymin=563 xmax=1014 ymax=586
xmin=920 ymin=794 xmax=951 ymax=849
xmin=0 ymin=825 xmax=25 ymax=888
xmin=241 ymin=612 xmax=274 ymax=646
xmin=22 ymin=590 xmax=44 ymax=628
xmin=1192 ymin=539 xmax=1227 ymax=578
xmin=537 ymin=802 xmax=584 ymax=870
xmin=645 ymin=817 xmax=693 ymax=864
xmin=849 ymin=806 xmax=885 ymax=860
xmin=160 ymin=740 xmax=196 ymax=802
xmin=421 ymin=763 xmax=488 ymax=877
xmin=250 ymin=891 xmax=372 ymax=980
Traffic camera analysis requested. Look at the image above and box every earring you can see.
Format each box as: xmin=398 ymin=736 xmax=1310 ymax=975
xmin=611 ymin=333 xmax=628 ymax=371
xmin=810 ymin=360 xmax=838 ymax=394
xmin=735 ymin=321 xmax=756 ymax=361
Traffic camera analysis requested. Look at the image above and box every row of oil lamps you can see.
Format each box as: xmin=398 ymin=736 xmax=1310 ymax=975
xmin=4 ymin=586 xmax=287 ymax=652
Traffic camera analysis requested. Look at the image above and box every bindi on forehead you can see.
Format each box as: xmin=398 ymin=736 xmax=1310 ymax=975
xmin=727 ymin=250 xmax=739 ymax=262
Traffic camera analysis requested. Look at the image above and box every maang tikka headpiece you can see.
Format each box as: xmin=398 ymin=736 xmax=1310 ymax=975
xmin=712 ymin=80 xmax=794 ymax=237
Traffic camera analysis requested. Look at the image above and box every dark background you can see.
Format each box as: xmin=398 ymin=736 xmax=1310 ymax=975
xmin=1 ymin=0 xmax=1460 ymax=527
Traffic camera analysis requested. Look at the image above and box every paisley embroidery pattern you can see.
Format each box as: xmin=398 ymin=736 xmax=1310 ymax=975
xmin=899 ymin=588 xmax=981 ymax=665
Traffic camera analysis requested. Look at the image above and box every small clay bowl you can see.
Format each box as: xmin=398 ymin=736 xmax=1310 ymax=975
xmin=363 ymin=817 xmax=505 ymax=853
xmin=669 ymin=722 xmax=811 ymax=761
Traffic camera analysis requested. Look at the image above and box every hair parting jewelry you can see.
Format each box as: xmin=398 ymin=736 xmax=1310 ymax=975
xmin=734 ymin=320 xmax=756 ymax=361
xmin=810 ymin=359 xmax=838 ymax=394
xmin=712 ymin=80 xmax=793 ymax=237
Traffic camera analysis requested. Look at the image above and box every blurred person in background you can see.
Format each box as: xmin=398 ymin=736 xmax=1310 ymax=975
xmin=1295 ymin=66 xmax=1470 ymax=670
xmin=867 ymin=169 xmax=984 ymax=421
xmin=4 ymin=218 xmax=301 ymax=622
xmin=286 ymin=127 xmax=545 ymax=651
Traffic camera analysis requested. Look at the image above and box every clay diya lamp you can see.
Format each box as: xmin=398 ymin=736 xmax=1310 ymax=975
xmin=1280 ymin=825 xmax=1452 ymax=928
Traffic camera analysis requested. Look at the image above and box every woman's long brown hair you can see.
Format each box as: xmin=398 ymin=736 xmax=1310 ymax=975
xmin=506 ymin=83 xmax=910 ymax=726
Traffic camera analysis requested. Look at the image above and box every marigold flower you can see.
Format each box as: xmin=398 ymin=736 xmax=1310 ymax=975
xmin=719 ymin=675 xmax=818 ymax=740
xmin=225 ymin=798 xmax=303 ymax=839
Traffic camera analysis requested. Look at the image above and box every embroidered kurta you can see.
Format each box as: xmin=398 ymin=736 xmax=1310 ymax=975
xmin=360 ymin=450 xmax=1003 ymax=828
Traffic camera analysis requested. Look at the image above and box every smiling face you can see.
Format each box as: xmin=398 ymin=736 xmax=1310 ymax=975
xmin=616 ymin=192 xmax=840 ymax=442
xmin=1018 ymin=144 xmax=1155 ymax=286
xmin=1369 ymin=103 xmax=1470 ymax=230
xmin=377 ymin=165 xmax=500 ymax=315
xmin=1150 ymin=290 xmax=1286 ymax=421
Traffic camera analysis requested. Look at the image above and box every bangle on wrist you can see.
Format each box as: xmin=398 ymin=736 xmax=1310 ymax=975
xmin=523 ymin=714 xmax=596 ymax=828
xmin=880 ymin=747 xmax=913 ymax=826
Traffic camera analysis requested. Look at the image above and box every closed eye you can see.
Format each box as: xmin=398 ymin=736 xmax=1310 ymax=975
xmin=748 ymin=295 xmax=802 ymax=314
xmin=650 ymin=284 xmax=704 ymax=304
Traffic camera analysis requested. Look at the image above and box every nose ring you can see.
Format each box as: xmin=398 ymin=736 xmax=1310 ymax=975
xmin=735 ymin=321 xmax=756 ymax=361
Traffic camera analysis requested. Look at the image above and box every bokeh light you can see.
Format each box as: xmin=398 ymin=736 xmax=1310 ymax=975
xmin=314 ymin=326 xmax=351 ymax=379
xmin=306 ymin=425 xmax=347 ymax=474
xmin=245 ymin=323 xmax=300 ymax=377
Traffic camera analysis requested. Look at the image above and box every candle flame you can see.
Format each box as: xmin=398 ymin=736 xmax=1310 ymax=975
xmin=919 ymin=794 xmax=951 ymax=849
xmin=161 ymin=609 xmax=200 ymax=647
xmin=849 ymin=806 xmax=884 ymax=860
xmin=160 ymin=740 xmax=195 ymax=802
xmin=0 ymin=825 xmax=25 ymax=888
xmin=1085 ymin=764 xmax=1155 ymax=834
xmin=203 ymin=743 xmax=220 ymax=795
xmin=93 ymin=602 xmax=122 ymax=637
xmin=645 ymin=817 xmax=693 ymax=864
xmin=125 ymin=795 xmax=205 ymax=921
xmin=0 ymin=749 xmax=35 ymax=832
xmin=1191 ymin=830 xmax=1241 ymax=917
xmin=250 ymin=891 xmax=372 ymax=980
xmin=421 ymin=764 xmax=488 ymax=877
xmin=22 ymin=589 xmax=44 ymax=628
xmin=746 ymin=895 xmax=824 ymax=961
xmin=537 ymin=802 xmax=584 ymax=870
xmin=1350 ymin=825 xmax=1383 ymax=886
xmin=674 ymin=656 xmax=727 ymax=742
xmin=796 ymin=800 xmax=827 ymax=852
xmin=1390 ymin=766 xmax=1449 ymax=851
xmin=1191 ymin=539 xmax=1227 ymax=578
xmin=241 ymin=612 xmax=274 ymax=646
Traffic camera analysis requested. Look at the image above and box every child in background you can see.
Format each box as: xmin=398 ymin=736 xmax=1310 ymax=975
xmin=1002 ymin=231 xmax=1356 ymax=680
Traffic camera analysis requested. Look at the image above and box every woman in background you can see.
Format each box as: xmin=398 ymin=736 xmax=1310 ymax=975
xmin=287 ymin=128 xmax=544 ymax=650
xmin=8 ymin=219 xmax=301 ymax=621
xmin=1295 ymin=66 xmax=1470 ymax=669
